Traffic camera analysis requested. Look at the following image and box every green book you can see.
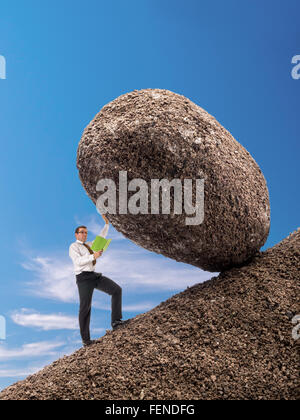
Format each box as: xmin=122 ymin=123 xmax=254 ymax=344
xmin=91 ymin=236 xmax=112 ymax=252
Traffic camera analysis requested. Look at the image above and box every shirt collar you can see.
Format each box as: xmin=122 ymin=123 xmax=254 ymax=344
xmin=76 ymin=240 xmax=85 ymax=244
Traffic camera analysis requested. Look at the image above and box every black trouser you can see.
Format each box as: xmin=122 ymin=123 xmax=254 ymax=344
xmin=76 ymin=271 xmax=122 ymax=343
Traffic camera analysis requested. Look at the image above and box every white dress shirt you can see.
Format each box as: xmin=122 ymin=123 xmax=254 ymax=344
xmin=69 ymin=224 xmax=109 ymax=275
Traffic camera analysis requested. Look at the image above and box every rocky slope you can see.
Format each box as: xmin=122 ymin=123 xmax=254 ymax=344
xmin=0 ymin=229 xmax=299 ymax=400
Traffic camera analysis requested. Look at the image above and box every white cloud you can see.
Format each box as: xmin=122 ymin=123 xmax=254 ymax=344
xmin=11 ymin=309 xmax=78 ymax=331
xmin=21 ymin=256 xmax=77 ymax=303
xmin=93 ymin=301 xmax=159 ymax=312
xmin=123 ymin=302 xmax=157 ymax=311
xmin=21 ymin=247 xmax=212 ymax=303
xmin=94 ymin=248 xmax=212 ymax=291
xmin=0 ymin=363 xmax=49 ymax=378
xmin=0 ymin=341 xmax=80 ymax=381
xmin=0 ymin=341 xmax=65 ymax=361
xmin=91 ymin=327 xmax=106 ymax=334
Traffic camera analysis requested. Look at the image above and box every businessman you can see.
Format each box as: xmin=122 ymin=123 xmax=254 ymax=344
xmin=69 ymin=214 xmax=128 ymax=347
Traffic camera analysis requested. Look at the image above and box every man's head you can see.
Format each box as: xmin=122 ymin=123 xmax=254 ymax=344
xmin=75 ymin=226 xmax=88 ymax=242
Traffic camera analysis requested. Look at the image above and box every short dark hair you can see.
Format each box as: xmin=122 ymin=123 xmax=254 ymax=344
xmin=75 ymin=226 xmax=87 ymax=234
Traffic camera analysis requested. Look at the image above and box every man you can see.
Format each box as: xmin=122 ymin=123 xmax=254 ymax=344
xmin=69 ymin=214 xmax=128 ymax=347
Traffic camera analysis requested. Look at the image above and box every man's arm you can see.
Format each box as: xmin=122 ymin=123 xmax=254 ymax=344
xmin=99 ymin=222 xmax=109 ymax=238
xmin=86 ymin=215 xmax=110 ymax=246
xmin=69 ymin=244 xmax=95 ymax=267
xmin=100 ymin=214 xmax=109 ymax=238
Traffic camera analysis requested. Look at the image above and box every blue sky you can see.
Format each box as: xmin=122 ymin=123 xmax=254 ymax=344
xmin=0 ymin=0 xmax=299 ymax=391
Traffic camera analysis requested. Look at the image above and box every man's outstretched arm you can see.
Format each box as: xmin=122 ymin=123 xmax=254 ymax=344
xmin=86 ymin=214 xmax=109 ymax=246
xmin=99 ymin=214 xmax=109 ymax=238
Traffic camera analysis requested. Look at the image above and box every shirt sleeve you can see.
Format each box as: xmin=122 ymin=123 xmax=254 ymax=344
xmin=99 ymin=223 xmax=109 ymax=238
xmin=69 ymin=244 xmax=95 ymax=266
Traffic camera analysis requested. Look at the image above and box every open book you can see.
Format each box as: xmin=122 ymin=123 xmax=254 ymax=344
xmin=91 ymin=236 xmax=112 ymax=252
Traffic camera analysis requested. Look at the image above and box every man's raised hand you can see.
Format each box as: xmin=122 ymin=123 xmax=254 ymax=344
xmin=94 ymin=250 xmax=103 ymax=260
xmin=101 ymin=214 xmax=109 ymax=224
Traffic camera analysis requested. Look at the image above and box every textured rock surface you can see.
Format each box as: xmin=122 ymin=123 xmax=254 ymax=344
xmin=77 ymin=88 xmax=270 ymax=272
xmin=1 ymin=228 xmax=299 ymax=400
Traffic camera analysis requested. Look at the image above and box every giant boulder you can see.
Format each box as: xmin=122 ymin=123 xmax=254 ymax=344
xmin=77 ymin=89 xmax=270 ymax=272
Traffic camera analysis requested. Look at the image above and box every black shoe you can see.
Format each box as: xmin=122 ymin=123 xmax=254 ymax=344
xmin=112 ymin=319 xmax=130 ymax=331
xmin=83 ymin=339 xmax=96 ymax=347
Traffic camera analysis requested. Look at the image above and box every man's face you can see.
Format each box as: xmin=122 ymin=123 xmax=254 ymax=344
xmin=75 ymin=228 xmax=88 ymax=242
